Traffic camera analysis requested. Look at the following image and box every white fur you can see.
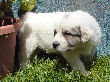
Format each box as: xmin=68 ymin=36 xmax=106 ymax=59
xmin=18 ymin=10 xmax=101 ymax=75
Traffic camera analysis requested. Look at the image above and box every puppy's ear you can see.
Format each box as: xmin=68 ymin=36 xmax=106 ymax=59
xmin=80 ymin=26 xmax=92 ymax=43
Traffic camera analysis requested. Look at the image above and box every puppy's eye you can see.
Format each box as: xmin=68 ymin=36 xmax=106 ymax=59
xmin=63 ymin=31 xmax=72 ymax=36
xmin=54 ymin=29 xmax=57 ymax=36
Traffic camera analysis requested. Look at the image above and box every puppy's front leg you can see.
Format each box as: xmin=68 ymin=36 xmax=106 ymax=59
xmin=62 ymin=53 xmax=87 ymax=75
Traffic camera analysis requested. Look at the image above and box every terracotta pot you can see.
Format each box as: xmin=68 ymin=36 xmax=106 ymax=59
xmin=0 ymin=17 xmax=22 ymax=79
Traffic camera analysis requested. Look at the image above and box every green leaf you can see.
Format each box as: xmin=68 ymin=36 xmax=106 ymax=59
xmin=20 ymin=0 xmax=36 ymax=11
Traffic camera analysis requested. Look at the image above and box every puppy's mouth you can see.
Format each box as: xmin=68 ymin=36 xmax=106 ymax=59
xmin=58 ymin=47 xmax=74 ymax=52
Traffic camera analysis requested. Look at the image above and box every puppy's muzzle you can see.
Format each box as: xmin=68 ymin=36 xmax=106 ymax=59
xmin=52 ymin=42 xmax=60 ymax=49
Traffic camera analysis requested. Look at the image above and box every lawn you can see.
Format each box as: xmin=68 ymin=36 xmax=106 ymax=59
xmin=2 ymin=53 xmax=110 ymax=82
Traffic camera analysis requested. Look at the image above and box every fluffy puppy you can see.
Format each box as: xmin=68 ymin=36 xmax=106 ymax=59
xmin=18 ymin=10 xmax=101 ymax=75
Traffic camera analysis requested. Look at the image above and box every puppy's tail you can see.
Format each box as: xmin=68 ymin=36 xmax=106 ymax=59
xmin=22 ymin=12 xmax=32 ymax=22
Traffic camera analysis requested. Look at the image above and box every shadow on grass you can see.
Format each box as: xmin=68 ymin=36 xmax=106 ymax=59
xmin=30 ymin=47 xmax=71 ymax=72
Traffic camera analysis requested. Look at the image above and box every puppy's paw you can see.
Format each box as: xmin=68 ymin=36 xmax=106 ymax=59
xmin=83 ymin=71 xmax=91 ymax=76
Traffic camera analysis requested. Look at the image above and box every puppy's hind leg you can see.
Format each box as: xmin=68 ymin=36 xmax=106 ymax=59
xmin=18 ymin=39 xmax=27 ymax=69
xmin=18 ymin=34 xmax=38 ymax=69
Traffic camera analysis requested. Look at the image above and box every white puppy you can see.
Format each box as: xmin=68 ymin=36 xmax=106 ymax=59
xmin=18 ymin=10 xmax=101 ymax=75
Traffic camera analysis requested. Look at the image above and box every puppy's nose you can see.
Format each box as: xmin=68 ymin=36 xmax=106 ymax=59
xmin=52 ymin=42 xmax=60 ymax=49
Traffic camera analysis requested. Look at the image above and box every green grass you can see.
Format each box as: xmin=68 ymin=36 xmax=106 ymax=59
xmin=2 ymin=54 xmax=110 ymax=82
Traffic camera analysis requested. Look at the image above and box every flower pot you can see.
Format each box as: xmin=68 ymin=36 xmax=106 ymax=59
xmin=0 ymin=17 xmax=22 ymax=79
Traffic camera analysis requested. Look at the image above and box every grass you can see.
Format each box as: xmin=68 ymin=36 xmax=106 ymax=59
xmin=2 ymin=53 xmax=110 ymax=82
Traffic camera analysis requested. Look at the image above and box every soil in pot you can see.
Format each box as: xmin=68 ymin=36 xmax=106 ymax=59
xmin=0 ymin=17 xmax=19 ymax=26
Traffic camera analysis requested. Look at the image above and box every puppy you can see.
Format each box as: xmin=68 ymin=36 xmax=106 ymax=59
xmin=18 ymin=10 xmax=101 ymax=75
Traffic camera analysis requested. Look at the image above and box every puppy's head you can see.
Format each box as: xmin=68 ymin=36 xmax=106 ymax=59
xmin=52 ymin=26 xmax=82 ymax=52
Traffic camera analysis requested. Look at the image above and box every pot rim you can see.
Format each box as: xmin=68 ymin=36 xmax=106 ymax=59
xmin=0 ymin=18 xmax=22 ymax=35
